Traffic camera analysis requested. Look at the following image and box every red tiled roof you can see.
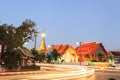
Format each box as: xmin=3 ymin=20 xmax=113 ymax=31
xmin=58 ymin=45 xmax=68 ymax=54
xmin=53 ymin=45 xmax=61 ymax=51
xmin=76 ymin=42 xmax=106 ymax=55
xmin=47 ymin=44 xmax=72 ymax=55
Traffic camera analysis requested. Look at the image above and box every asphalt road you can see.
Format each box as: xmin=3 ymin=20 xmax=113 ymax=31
xmin=0 ymin=64 xmax=120 ymax=80
xmin=0 ymin=71 xmax=120 ymax=80
xmin=0 ymin=64 xmax=94 ymax=80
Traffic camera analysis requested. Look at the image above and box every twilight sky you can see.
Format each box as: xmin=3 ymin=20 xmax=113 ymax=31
xmin=0 ymin=0 xmax=120 ymax=50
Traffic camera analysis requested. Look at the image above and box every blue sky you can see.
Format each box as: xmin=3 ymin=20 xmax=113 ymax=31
xmin=0 ymin=0 xmax=120 ymax=50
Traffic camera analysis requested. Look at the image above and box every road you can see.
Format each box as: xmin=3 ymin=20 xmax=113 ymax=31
xmin=0 ymin=70 xmax=120 ymax=80
xmin=0 ymin=64 xmax=94 ymax=80
xmin=0 ymin=64 xmax=120 ymax=80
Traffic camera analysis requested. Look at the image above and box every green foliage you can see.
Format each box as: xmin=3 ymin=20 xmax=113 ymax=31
xmin=46 ymin=49 xmax=60 ymax=63
xmin=109 ymin=55 xmax=115 ymax=61
xmin=52 ymin=49 xmax=60 ymax=61
xmin=0 ymin=19 xmax=36 ymax=69
xmin=39 ymin=51 xmax=46 ymax=62
xmin=2 ymin=49 xmax=21 ymax=69
xmin=106 ymin=54 xmax=115 ymax=62
xmin=97 ymin=52 xmax=104 ymax=61
xmin=31 ymin=48 xmax=39 ymax=56
xmin=0 ymin=25 xmax=16 ymax=49
xmin=97 ymin=52 xmax=104 ymax=58
xmin=91 ymin=59 xmax=98 ymax=62
xmin=0 ymin=19 xmax=35 ymax=49
xmin=15 ymin=19 xmax=35 ymax=46
xmin=88 ymin=62 xmax=95 ymax=66
xmin=31 ymin=48 xmax=46 ymax=62
xmin=46 ymin=50 xmax=53 ymax=63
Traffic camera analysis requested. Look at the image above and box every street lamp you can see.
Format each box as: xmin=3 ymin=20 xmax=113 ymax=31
xmin=76 ymin=41 xmax=82 ymax=46
xmin=34 ymin=31 xmax=39 ymax=50
xmin=40 ymin=30 xmax=46 ymax=38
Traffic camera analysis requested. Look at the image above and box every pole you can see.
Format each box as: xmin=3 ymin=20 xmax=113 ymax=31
xmin=34 ymin=31 xmax=39 ymax=50
xmin=34 ymin=35 xmax=37 ymax=49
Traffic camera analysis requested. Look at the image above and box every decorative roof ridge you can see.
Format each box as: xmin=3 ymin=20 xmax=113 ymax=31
xmin=57 ymin=44 xmax=63 ymax=51
xmin=81 ymin=42 xmax=96 ymax=44
xmin=17 ymin=47 xmax=34 ymax=58
xmin=110 ymin=51 xmax=120 ymax=52
xmin=61 ymin=44 xmax=69 ymax=54
xmin=17 ymin=47 xmax=27 ymax=57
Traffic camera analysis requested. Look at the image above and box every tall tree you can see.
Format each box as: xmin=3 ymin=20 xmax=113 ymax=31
xmin=39 ymin=51 xmax=46 ymax=62
xmin=52 ymin=49 xmax=60 ymax=61
xmin=31 ymin=48 xmax=46 ymax=62
xmin=0 ymin=19 xmax=35 ymax=49
xmin=0 ymin=19 xmax=36 ymax=69
xmin=46 ymin=49 xmax=60 ymax=63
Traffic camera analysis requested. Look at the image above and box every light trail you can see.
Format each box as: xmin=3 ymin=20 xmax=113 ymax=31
xmin=27 ymin=63 xmax=95 ymax=80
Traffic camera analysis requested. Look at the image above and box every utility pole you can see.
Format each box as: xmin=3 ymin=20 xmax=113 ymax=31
xmin=34 ymin=31 xmax=39 ymax=49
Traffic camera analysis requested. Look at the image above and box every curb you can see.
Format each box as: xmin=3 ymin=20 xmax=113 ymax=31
xmin=0 ymin=71 xmax=43 ymax=76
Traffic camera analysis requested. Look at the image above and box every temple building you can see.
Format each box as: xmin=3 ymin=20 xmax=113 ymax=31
xmin=38 ymin=31 xmax=47 ymax=52
xmin=17 ymin=47 xmax=34 ymax=66
xmin=48 ymin=44 xmax=79 ymax=63
xmin=109 ymin=51 xmax=120 ymax=63
xmin=76 ymin=42 xmax=107 ymax=62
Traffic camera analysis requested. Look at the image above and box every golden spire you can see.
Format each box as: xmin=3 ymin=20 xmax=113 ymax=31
xmin=38 ymin=31 xmax=46 ymax=52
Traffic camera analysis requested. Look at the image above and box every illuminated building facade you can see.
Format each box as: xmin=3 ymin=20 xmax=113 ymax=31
xmin=76 ymin=42 xmax=107 ymax=62
xmin=48 ymin=44 xmax=79 ymax=63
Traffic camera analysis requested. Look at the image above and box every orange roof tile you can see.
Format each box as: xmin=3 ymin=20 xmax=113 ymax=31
xmin=76 ymin=42 xmax=107 ymax=55
xmin=47 ymin=44 xmax=71 ymax=55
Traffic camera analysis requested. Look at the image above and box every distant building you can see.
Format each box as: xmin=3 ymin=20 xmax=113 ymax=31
xmin=109 ymin=51 xmax=120 ymax=63
xmin=48 ymin=44 xmax=79 ymax=63
xmin=76 ymin=42 xmax=107 ymax=62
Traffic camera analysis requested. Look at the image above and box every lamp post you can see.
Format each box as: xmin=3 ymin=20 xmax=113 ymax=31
xmin=76 ymin=41 xmax=82 ymax=46
xmin=76 ymin=41 xmax=83 ymax=65
xmin=34 ymin=31 xmax=39 ymax=50
xmin=41 ymin=31 xmax=46 ymax=38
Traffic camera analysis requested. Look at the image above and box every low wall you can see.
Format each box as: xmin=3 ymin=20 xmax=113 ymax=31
xmin=88 ymin=62 xmax=110 ymax=67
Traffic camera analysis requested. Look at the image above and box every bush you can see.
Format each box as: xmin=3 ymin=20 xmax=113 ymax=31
xmin=112 ymin=65 xmax=116 ymax=67
xmin=88 ymin=62 xmax=95 ymax=66
xmin=21 ymin=65 xmax=40 ymax=70
xmin=91 ymin=59 xmax=98 ymax=62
